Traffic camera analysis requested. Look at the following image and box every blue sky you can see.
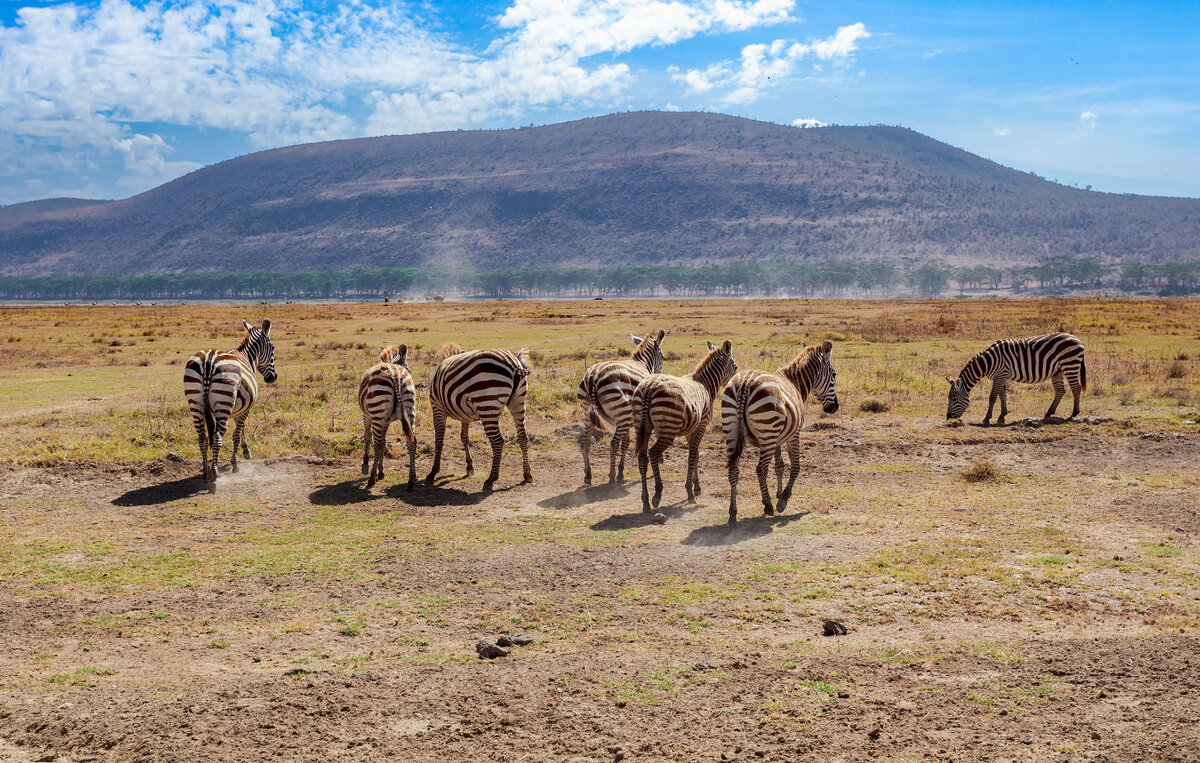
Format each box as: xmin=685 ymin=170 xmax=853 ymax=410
xmin=1 ymin=0 xmax=1197 ymax=205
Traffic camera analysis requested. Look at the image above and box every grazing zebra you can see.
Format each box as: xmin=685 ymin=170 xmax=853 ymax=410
xmin=633 ymin=340 xmax=737 ymax=512
xmin=183 ymin=320 xmax=277 ymax=492
xmin=577 ymin=330 xmax=667 ymax=485
xmin=946 ymin=332 xmax=1087 ymax=425
xmin=722 ymin=341 xmax=839 ymax=523
xmin=425 ymin=344 xmax=532 ymax=491
xmin=358 ymin=344 xmax=417 ymax=490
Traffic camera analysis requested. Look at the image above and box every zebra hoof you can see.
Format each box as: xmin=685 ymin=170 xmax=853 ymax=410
xmin=465 ymin=467 xmax=475 ymax=478
xmin=481 ymin=483 xmax=495 ymax=493
xmin=366 ymin=476 xmax=377 ymax=488
xmin=361 ymin=464 xmax=370 ymax=475
xmin=207 ymin=482 xmax=218 ymax=494
xmin=406 ymin=479 xmax=416 ymax=492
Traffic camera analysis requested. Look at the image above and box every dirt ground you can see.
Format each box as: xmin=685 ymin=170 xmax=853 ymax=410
xmin=2 ymin=420 xmax=1198 ymax=762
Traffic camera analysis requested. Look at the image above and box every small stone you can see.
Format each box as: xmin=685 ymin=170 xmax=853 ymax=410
xmin=868 ymin=729 xmax=880 ymax=740
xmin=653 ymin=513 xmax=667 ymax=525
xmin=497 ymin=634 xmax=534 ymax=647
xmin=476 ymin=640 xmax=508 ymax=659
xmin=1022 ymin=737 xmax=1033 ymax=745
xmin=823 ymin=620 xmax=848 ymax=636
xmin=165 ymin=452 xmax=184 ymax=462
xmin=837 ymin=691 xmax=850 ymax=699
xmin=692 ymin=662 xmax=717 ymax=671
xmin=615 ymin=699 xmax=627 ymax=708
xmin=1091 ymin=732 xmax=1101 ymax=740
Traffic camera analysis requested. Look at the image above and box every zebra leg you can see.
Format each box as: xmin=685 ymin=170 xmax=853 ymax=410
xmin=481 ymin=416 xmax=504 ymax=491
xmin=208 ymin=413 xmax=230 ymax=493
xmin=685 ymin=430 xmax=703 ymax=503
xmin=460 ymin=421 xmax=475 ymax=477
xmin=648 ymin=437 xmax=672 ymax=509
xmin=361 ymin=416 xmax=372 ymax=476
xmin=984 ymin=383 xmax=999 ymax=426
xmin=778 ymin=434 xmax=802 ymax=513
xmin=229 ymin=414 xmax=248 ymax=473
xmin=192 ymin=416 xmax=210 ymax=484
xmin=509 ymin=397 xmax=532 ymax=483
xmin=405 ymin=437 xmax=418 ymax=492
xmin=1068 ymin=372 xmax=1082 ymax=419
xmin=368 ymin=420 xmax=389 ymax=487
xmin=996 ymin=381 xmax=1008 ymax=425
xmin=579 ymin=423 xmax=594 ymax=486
xmin=616 ymin=425 xmax=632 ymax=484
xmin=639 ymin=444 xmax=652 ymax=512
xmin=756 ymin=449 xmax=774 ymax=515
xmin=1045 ymin=373 xmax=1066 ymax=421
xmin=727 ymin=446 xmax=739 ymax=524
xmin=424 ymin=408 xmax=446 ymax=484
xmin=774 ymin=445 xmax=785 ymax=498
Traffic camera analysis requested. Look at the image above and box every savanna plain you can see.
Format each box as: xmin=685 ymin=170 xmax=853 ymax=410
xmin=1 ymin=298 xmax=1199 ymax=762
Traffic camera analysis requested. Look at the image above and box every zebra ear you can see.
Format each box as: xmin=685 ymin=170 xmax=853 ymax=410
xmin=242 ymin=320 xmax=253 ymax=332
xmin=261 ymin=318 xmax=271 ymax=335
xmin=945 ymin=376 xmax=956 ymax=385
xmin=822 ymin=340 xmax=833 ymax=353
xmin=397 ymin=344 xmax=409 ymax=368
xmin=721 ymin=340 xmax=732 ymax=352
xmin=631 ymin=335 xmax=643 ymax=346
xmin=801 ymin=341 xmax=807 ymax=350
xmin=707 ymin=341 xmax=716 ymax=351
xmin=656 ymin=329 xmax=666 ymax=343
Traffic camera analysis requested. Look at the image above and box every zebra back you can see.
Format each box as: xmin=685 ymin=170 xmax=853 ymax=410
xmin=430 ymin=348 xmax=529 ymax=422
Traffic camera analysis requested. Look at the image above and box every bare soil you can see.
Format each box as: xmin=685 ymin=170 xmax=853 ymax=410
xmin=2 ymin=426 xmax=1199 ymax=762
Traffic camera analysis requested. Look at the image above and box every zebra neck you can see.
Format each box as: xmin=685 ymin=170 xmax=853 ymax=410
xmin=632 ymin=347 xmax=656 ymax=371
xmin=690 ymin=364 xmax=724 ymax=399
xmin=959 ymin=355 xmax=990 ymax=391
xmin=780 ymin=364 xmax=813 ymax=401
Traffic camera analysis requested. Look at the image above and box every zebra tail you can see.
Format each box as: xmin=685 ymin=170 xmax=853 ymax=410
xmin=585 ymin=382 xmax=610 ymax=433
xmin=1080 ymin=356 xmax=1088 ymax=394
xmin=202 ymin=394 xmax=216 ymax=443
xmin=395 ymin=380 xmax=416 ymax=444
xmin=633 ymin=391 xmax=652 ymax=457
xmin=726 ymin=385 xmax=748 ymax=470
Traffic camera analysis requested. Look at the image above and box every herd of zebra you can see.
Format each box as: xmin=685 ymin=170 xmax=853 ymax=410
xmin=183 ymin=321 xmax=1087 ymax=523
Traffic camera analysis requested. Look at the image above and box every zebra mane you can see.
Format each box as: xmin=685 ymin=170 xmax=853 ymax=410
xmin=379 ymin=344 xmax=401 ymax=364
xmin=236 ymin=328 xmax=259 ymax=351
xmin=690 ymin=341 xmax=728 ymax=378
xmin=437 ymin=343 xmax=467 ymax=361
xmin=779 ymin=343 xmax=824 ymax=376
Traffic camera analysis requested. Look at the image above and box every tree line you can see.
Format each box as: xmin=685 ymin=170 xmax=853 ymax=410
xmin=2 ymin=257 xmax=1199 ymax=301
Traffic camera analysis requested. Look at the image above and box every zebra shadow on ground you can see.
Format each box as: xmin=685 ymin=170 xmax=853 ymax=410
xmin=538 ymin=482 xmax=629 ymax=510
xmin=308 ymin=478 xmax=381 ymax=506
xmin=967 ymin=416 xmax=1077 ymax=428
xmin=681 ymin=511 xmax=809 ymax=547
xmin=308 ymin=474 xmax=517 ymax=507
xmin=113 ymin=476 xmax=206 ymax=506
xmin=589 ymin=501 xmax=699 ymax=531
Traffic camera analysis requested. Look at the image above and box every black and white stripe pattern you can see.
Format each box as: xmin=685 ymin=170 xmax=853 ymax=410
xmin=577 ymin=330 xmax=666 ymax=485
xmin=424 ymin=344 xmax=533 ymax=491
xmin=358 ymin=344 xmax=417 ymax=490
xmin=183 ymin=320 xmax=277 ymax=491
xmin=633 ymin=340 xmax=737 ymax=512
xmin=946 ymin=332 xmax=1087 ymax=424
xmin=722 ymin=341 xmax=838 ymax=523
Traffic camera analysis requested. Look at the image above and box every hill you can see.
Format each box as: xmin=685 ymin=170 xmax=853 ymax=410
xmin=2 ymin=112 xmax=1199 ymax=276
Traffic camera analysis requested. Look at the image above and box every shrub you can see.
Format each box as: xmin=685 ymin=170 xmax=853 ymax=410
xmin=860 ymin=398 xmax=889 ymax=413
xmin=1167 ymin=360 xmax=1187 ymax=379
xmin=962 ymin=460 xmax=1002 ymax=483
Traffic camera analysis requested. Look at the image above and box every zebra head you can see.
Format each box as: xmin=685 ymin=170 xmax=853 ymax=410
xmin=945 ymin=377 xmax=969 ymax=419
xmin=706 ymin=339 xmax=738 ymax=385
xmin=814 ymin=340 xmax=840 ymax=414
xmin=242 ymin=319 xmax=277 ymax=383
xmin=381 ymin=344 xmax=410 ymax=370
xmin=631 ymin=329 xmax=666 ymax=373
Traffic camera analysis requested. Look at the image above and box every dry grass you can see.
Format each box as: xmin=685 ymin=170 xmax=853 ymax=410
xmin=1 ymin=297 xmax=1199 ymax=465
xmin=962 ymin=460 xmax=1004 ymax=483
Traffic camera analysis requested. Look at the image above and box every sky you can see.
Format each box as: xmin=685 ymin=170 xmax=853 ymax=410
xmin=1 ymin=0 xmax=1197 ymax=205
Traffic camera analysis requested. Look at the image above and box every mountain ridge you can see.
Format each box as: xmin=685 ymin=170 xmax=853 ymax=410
xmin=2 ymin=111 xmax=1198 ymax=275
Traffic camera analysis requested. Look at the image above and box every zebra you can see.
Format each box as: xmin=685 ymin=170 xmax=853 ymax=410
xmin=183 ymin=320 xmax=277 ymax=492
xmin=425 ymin=344 xmax=532 ymax=491
xmin=358 ymin=344 xmax=417 ymax=490
xmin=946 ymin=332 xmax=1087 ymax=425
xmin=633 ymin=340 xmax=737 ymax=512
xmin=577 ymin=330 xmax=667 ymax=485
xmin=722 ymin=341 xmax=839 ymax=523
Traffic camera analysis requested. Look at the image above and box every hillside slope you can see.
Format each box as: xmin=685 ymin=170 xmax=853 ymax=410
xmin=2 ymin=112 xmax=1198 ymax=275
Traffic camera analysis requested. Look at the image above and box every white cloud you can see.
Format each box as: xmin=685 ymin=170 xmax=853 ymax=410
xmin=1079 ymin=110 xmax=1098 ymax=130
xmin=0 ymin=0 xmax=800 ymax=201
xmin=994 ymin=127 xmax=1011 ymax=136
xmin=670 ymin=22 xmax=868 ymax=105
xmin=922 ymin=49 xmax=943 ymax=59
xmin=792 ymin=118 xmax=826 ymax=128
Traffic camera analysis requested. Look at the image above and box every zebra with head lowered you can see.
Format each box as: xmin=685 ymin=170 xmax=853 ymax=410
xmin=358 ymin=344 xmax=417 ymax=490
xmin=722 ymin=341 xmax=839 ymax=523
xmin=183 ymin=320 xmax=277 ymax=492
xmin=577 ymin=330 xmax=666 ymax=485
xmin=425 ymin=344 xmax=533 ymax=491
xmin=946 ymin=332 xmax=1087 ymax=425
xmin=633 ymin=340 xmax=737 ymax=512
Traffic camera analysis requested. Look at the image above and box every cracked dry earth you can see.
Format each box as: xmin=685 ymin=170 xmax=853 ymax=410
xmin=1 ymin=424 xmax=1199 ymax=762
